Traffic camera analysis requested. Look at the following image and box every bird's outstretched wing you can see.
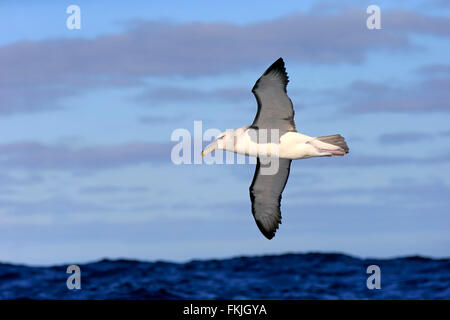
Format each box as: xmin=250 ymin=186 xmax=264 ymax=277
xmin=251 ymin=58 xmax=296 ymax=140
xmin=249 ymin=157 xmax=292 ymax=239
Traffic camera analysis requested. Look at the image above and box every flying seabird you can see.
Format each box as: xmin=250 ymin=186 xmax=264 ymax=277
xmin=202 ymin=58 xmax=349 ymax=239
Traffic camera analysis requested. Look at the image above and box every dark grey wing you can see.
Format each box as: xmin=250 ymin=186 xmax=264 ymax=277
xmin=251 ymin=58 xmax=296 ymax=139
xmin=249 ymin=157 xmax=292 ymax=239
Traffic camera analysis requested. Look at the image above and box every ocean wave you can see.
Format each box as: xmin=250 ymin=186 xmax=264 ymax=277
xmin=1 ymin=253 xmax=449 ymax=299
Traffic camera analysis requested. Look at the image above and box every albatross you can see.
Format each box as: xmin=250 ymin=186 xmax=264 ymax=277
xmin=201 ymin=58 xmax=349 ymax=239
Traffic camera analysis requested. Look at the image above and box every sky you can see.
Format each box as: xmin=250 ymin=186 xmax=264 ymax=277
xmin=1 ymin=0 xmax=450 ymax=265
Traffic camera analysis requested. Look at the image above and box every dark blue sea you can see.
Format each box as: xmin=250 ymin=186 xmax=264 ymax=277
xmin=1 ymin=253 xmax=449 ymax=299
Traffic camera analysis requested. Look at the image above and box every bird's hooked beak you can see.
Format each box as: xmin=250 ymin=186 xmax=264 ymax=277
xmin=201 ymin=140 xmax=219 ymax=158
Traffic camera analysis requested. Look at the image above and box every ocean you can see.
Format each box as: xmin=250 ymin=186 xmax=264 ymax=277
xmin=1 ymin=253 xmax=449 ymax=299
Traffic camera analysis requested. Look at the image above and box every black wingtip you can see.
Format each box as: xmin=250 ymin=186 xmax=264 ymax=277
xmin=264 ymin=57 xmax=285 ymax=74
xmin=267 ymin=57 xmax=284 ymax=70
xmin=255 ymin=219 xmax=276 ymax=240
xmin=254 ymin=215 xmax=281 ymax=240
xmin=263 ymin=57 xmax=289 ymax=87
xmin=252 ymin=57 xmax=290 ymax=93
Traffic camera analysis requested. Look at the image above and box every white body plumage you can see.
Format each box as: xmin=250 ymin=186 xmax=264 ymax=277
xmin=211 ymin=127 xmax=346 ymax=160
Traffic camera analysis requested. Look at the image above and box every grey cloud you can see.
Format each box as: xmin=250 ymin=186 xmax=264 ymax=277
xmin=78 ymin=185 xmax=149 ymax=194
xmin=338 ymin=76 xmax=450 ymax=113
xmin=289 ymin=182 xmax=450 ymax=205
xmin=416 ymin=64 xmax=450 ymax=76
xmin=0 ymin=141 xmax=172 ymax=172
xmin=0 ymin=84 xmax=77 ymax=116
xmin=378 ymin=132 xmax=434 ymax=144
xmin=0 ymin=173 xmax=43 ymax=195
xmin=281 ymin=183 xmax=450 ymax=229
xmin=304 ymin=152 xmax=450 ymax=167
xmin=2 ymin=9 xmax=450 ymax=115
xmin=0 ymin=196 xmax=112 ymax=216
xmin=139 ymin=115 xmax=185 ymax=125
xmin=429 ymin=0 xmax=450 ymax=8
xmin=134 ymin=86 xmax=249 ymax=105
xmin=383 ymin=9 xmax=450 ymax=36
xmin=0 ymin=173 xmax=44 ymax=186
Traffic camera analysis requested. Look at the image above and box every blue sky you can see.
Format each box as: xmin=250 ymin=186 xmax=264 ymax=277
xmin=1 ymin=0 xmax=450 ymax=265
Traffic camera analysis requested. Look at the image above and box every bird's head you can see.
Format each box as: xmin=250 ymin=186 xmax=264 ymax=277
xmin=201 ymin=130 xmax=233 ymax=158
